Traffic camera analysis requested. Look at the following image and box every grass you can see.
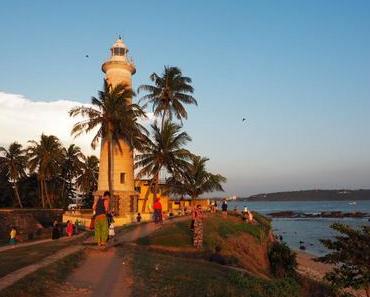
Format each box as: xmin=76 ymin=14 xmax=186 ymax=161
xmin=128 ymin=246 xmax=302 ymax=297
xmin=0 ymin=237 xmax=83 ymax=277
xmin=137 ymin=220 xmax=193 ymax=248
xmin=0 ymin=251 xmax=84 ymax=297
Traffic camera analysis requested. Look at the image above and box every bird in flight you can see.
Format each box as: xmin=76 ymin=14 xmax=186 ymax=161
xmin=242 ymin=118 xmax=246 ymax=122
xmin=85 ymin=54 xmax=89 ymax=58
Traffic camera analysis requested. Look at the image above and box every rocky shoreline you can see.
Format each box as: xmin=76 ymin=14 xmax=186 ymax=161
xmin=268 ymin=210 xmax=369 ymax=219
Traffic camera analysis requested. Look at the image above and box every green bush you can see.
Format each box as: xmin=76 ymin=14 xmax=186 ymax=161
xmin=268 ymin=241 xmax=297 ymax=278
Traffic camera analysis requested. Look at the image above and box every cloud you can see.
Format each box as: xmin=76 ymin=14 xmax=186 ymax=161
xmin=0 ymin=91 xmax=155 ymax=156
xmin=0 ymin=91 xmax=98 ymax=155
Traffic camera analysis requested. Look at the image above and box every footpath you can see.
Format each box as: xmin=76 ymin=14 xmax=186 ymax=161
xmin=0 ymin=217 xmax=188 ymax=295
xmin=0 ymin=232 xmax=86 ymax=253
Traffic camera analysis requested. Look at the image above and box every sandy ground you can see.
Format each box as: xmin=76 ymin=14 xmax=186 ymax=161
xmin=296 ymin=251 xmax=367 ymax=297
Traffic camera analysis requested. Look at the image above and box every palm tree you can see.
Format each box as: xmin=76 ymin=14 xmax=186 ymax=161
xmin=0 ymin=142 xmax=27 ymax=208
xmin=135 ymin=120 xmax=192 ymax=211
xmin=76 ymin=155 xmax=99 ymax=207
xmin=60 ymin=144 xmax=84 ymax=208
xmin=166 ymin=155 xmax=226 ymax=203
xmin=27 ymin=134 xmax=64 ymax=208
xmin=69 ymin=81 xmax=147 ymax=195
xmin=138 ymin=66 xmax=197 ymax=130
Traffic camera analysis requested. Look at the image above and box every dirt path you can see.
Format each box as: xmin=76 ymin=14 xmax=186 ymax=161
xmin=49 ymin=217 xmax=189 ymax=297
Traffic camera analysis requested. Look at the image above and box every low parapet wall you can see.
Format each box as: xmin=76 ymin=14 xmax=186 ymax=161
xmin=63 ymin=212 xmax=154 ymax=228
xmin=0 ymin=208 xmax=63 ymax=241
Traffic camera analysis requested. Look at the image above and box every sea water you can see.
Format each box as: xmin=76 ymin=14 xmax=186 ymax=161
xmin=228 ymin=200 xmax=370 ymax=256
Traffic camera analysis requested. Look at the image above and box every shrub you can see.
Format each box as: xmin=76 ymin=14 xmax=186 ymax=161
xmin=268 ymin=241 xmax=297 ymax=278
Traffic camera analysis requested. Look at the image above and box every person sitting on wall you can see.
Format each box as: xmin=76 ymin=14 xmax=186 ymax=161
xmin=136 ymin=213 xmax=142 ymax=223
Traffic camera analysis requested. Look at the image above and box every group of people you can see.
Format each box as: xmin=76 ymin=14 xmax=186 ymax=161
xmin=92 ymin=191 xmax=164 ymax=247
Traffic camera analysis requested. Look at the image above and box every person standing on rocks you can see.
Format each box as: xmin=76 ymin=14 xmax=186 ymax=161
xmin=93 ymin=191 xmax=110 ymax=247
xmin=192 ymin=205 xmax=204 ymax=249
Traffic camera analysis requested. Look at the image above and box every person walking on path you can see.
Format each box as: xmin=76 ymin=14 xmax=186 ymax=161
xmin=192 ymin=205 xmax=204 ymax=248
xmin=93 ymin=191 xmax=110 ymax=247
xmin=52 ymin=220 xmax=60 ymax=240
xmin=66 ymin=221 xmax=74 ymax=237
xmin=153 ymin=198 xmax=163 ymax=224
xmin=9 ymin=226 xmax=17 ymax=245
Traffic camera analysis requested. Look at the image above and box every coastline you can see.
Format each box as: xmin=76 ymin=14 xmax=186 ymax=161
xmin=295 ymin=250 xmax=366 ymax=297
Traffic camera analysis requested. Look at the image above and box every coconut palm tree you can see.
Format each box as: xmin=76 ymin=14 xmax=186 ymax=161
xmin=27 ymin=134 xmax=64 ymax=208
xmin=60 ymin=144 xmax=84 ymax=208
xmin=76 ymin=155 xmax=99 ymax=207
xmin=166 ymin=155 xmax=226 ymax=203
xmin=135 ymin=120 xmax=192 ymax=211
xmin=69 ymin=81 xmax=147 ymax=196
xmin=0 ymin=142 xmax=27 ymax=208
xmin=138 ymin=66 xmax=197 ymax=130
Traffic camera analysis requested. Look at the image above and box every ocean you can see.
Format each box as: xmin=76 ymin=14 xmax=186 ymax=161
xmin=228 ymin=200 xmax=370 ymax=256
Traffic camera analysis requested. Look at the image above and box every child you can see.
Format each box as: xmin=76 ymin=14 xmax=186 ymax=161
xmin=136 ymin=213 xmax=142 ymax=223
xmin=9 ymin=226 xmax=17 ymax=245
xmin=109 ymin=222 xmax=115 ymax=239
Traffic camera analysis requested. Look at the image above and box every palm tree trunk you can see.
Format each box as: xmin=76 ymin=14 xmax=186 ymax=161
xmin=161 ymin=110 xmax=166 ymax=132
xmin=44 ymin=180 xmax=52 ymax=208
xmin=107 ymin=138 xmax=113 ymax=196
xmin=13 ymin=182 xmax=23 ymax=208
xmin=61 ymin=179 xmax=66 ymax=209
xmin=39 ymin=179 xmax=45 ymax=208
xmin=153 ymin=171 xmax=160 ymax=201
xmin=142 ymin=177 xmax=155 ymax=213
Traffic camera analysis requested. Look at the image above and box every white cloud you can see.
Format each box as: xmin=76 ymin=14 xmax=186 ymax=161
xmin=0 ymin=91 xmax=98 ymax=155
xmin=0 ymin=91 xmax=157 ymax=157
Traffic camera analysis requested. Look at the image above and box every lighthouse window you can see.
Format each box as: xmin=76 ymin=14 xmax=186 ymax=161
xmin=113 ymin=47 xmax=125 ymax=56
xmin=120 ymin=172 xmax=126 ymax=184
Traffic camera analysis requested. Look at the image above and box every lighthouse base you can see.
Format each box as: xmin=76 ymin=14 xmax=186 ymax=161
xmin=94 ymin=190 xmax=139 ymax=217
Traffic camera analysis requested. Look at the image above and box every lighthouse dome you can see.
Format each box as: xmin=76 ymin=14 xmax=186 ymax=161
xmin=111 ymin=37 xmax=128 ymax=57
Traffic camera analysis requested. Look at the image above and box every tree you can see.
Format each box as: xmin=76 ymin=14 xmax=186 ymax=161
xmin=317 ymin=223 xmax=370 ymax=297
xmin=60 ymin=144 xmax=84 ymax=208
xmin=166 ymin=155 xmax=226 ymax=203
xmin=27 ymin=134 xmax=64 ymax=208
xmin=76 ymin=155 xmax=99 ymax=208
xmin=135 ymin=120 xmax=192 ymax=211
xmin=138 ymin=66 xmax=197 ymax=130
xmin=0 ymin=142 xmax=28 ymax=208
xmin=70 ymin=81 xmax=147 ymax=196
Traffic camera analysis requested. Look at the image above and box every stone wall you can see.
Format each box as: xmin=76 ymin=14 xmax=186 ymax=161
xmin=0 ymin=209 xmax=63 ymax=242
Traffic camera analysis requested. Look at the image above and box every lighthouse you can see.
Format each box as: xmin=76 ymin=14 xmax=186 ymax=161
xmin=95 ymin=37 xmax=138 ymax=218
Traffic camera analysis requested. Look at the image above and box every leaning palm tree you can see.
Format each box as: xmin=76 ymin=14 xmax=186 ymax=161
xmin=166 ymin=155 xmax=226 ymax=203
xmin=0 ymin=142 xmax=27 ymax=208
xmin=138 ymin=66 xmax=197 ymax=130
xmin=69 ymin=81 xmax=147 ymax=195
xmin=60 ymin=144 xmax=84 ymax=208
xmin=27 ymin=134 xmax=64 ymax=208
xmin=76 ymin=155 xmax=99 ymax=198
xmin=135 ymin=120 xmax=192 ymax=212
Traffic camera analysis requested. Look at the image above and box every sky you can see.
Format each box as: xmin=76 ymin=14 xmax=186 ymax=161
xmin=0 ymin=1 xmax=369 ymax=197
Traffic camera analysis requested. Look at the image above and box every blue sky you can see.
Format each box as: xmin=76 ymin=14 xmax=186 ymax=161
xmin=0 ymin=1 xmax=369 ymax=196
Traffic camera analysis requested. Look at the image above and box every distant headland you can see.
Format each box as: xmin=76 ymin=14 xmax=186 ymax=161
xmin=238 ymin=189 xmax=370 ymax=201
